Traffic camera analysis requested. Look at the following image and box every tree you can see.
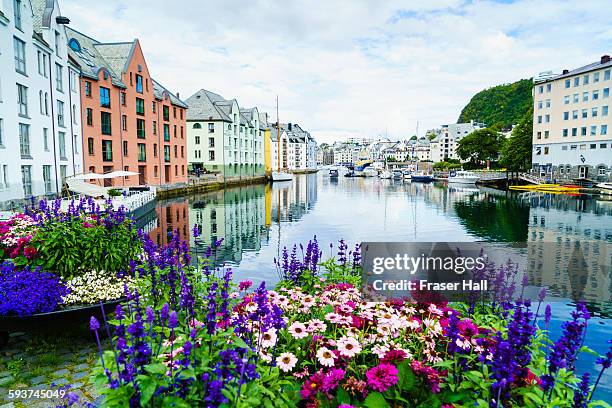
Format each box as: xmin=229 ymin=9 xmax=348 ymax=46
xmin=500 ymin=107 xmax=533 ymax=171
xmin=456 ymin=128 xmax=504 ymax=167
xmin=409 ymin=135 xmax=417 ymax=141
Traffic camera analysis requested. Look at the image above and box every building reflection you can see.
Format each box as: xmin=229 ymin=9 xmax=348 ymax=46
xmin=138 ymin=200 xmax=190 ymax=246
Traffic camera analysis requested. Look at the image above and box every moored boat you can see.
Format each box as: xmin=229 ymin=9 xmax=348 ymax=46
xmin=392 ymin=170 xmax=403 ymax=180
xmin=363 ymin=168 xmax=378 ymax=177
xmin=329 ymin=168 xmax=339 ymax=178
xmin=379 ymin=170 xmax=392 ymax=179
xmin=272 ymin=171 xmax=293 ymax=181
xmin=448 ymin=170 xmax=480 ymax=184
xmin=410 ymin=171 xmax=434 ymax=182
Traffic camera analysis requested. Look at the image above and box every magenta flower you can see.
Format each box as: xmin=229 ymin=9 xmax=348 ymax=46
xmin=239 ymin=280 xmax=253 ymax=291
xmin=365 ymin=363 xmax=398 ymax=392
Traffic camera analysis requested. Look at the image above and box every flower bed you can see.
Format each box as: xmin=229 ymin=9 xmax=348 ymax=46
xmin=0 ymin=198 xmax=141 ymax=316
xmin=83 ymin=232 xmax=611 ymax=408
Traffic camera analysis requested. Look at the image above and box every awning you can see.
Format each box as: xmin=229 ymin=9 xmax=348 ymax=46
xmin=68 ymin=170 xmax=139 ymax=180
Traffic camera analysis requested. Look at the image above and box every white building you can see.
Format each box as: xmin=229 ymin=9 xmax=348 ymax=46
xmin=270 ymin=123 xmax=316 ymax=171
xmin=532 ymin=55 xmax=612 ymax=181
xmin=185 ymin=89 xmax=265 ymax=178
xmin=0 ymin=0 xmax=83 ymax=208
xmin=429 ymin=121 xmax=485 ymax=163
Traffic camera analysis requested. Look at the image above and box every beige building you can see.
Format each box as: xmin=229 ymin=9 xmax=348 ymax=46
xmin=532 ymin=55 xmax=612 ymax=181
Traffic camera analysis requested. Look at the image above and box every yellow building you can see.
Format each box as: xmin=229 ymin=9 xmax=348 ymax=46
xmin=261 ymin=113 xmax=272 ymax=177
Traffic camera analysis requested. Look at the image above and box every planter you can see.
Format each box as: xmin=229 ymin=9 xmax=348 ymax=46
xmin=0 ymin=298 xmax=124 ymax=347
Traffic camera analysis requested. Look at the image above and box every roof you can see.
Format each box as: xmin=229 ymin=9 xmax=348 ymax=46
xmin=539 ymin=56 xmax=612 ymax=83
xmin=31 ymin=0 xmax=53 ymax=34
xmin=185 ymin=89 xmax=233 ymax=122
xmin=65 ymin=27 xmax=186 ymax=107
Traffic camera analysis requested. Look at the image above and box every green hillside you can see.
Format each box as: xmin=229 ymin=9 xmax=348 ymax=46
xmin=457 ymin=78 xmax=533 ymax=129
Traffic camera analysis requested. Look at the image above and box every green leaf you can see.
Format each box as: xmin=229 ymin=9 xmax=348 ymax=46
xmin=136 ymin=375 xmax=156 ymax=405
xmin=397 ymin=360 xmax=416 ymax=391
xmin=144 ymin=363 xmax=168 ymax=375
xmin=363 ymin=392 xmax=389 ymax=408
xmin=335 ymin=387 xmax=351 ymax=404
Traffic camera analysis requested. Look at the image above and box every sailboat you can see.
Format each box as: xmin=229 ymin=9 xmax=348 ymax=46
xmin=272 ymin=96 xmax=293 ymax=182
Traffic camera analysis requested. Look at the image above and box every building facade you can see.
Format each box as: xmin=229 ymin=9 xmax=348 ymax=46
xmin=0 ymin=0 xmax=83 ymax=208
xmin=185 ymin=89 xmax=265 ymax=179
xmin=270 ymin=123 xmax=316 ymax=171
xmin=66 ymin=28 xmax=187 ymax=187
xmin=532 ymin=55 xmax=612 ymax=181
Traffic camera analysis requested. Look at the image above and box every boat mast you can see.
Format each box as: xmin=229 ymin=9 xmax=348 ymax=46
xmin=276 ymin=95 xmax=281 ymax=173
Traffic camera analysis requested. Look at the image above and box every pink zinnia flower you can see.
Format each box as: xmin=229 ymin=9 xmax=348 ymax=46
xmin=300 ymin=371 xmax=325 ymax=400
xmin=381 ymin=349 xmax=407 ymax=364
xmin=239 ymin=280 xmax=253 ymax=291
xmin=23 ymin=246 xmax=37 ymax=259
xmin=321 ymin=368 xmax=345 ymax=392
xmin=365 ymin=363 xmax=398 ymax=392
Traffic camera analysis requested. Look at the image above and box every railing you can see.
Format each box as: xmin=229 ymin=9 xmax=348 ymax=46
xmin=477 ymin=171 xmax=508 ymax=181
xmin=518 ymin=172 xmax=546 ymax=184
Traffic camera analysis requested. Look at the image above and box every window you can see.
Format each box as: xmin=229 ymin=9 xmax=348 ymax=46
xmin=181 ymin=126 xmax=183 ymax=138
xmin=604 ymin=88 xmax=610 ymax=98
xmin=572 ymin=110 xmax=578 ymax=120
xmin=590 ymin=125 xmax=597 ymax=136
xmin=546 ymin=84 xmax=551 ymax=92
xmin=153 ymin=143 xmax=158 ymax=157
xmin=55 ymin=64 xmax=63 ymax=91
xmin=101 ymin=112 xmax=112 ymax=135
xmin=14 ymin=0 xmax=22 ymax=30
xmin=573 ymin=93 xmax=579 ymax=103
xmin=544 ymin=130 xmax=549 ymax=139
xmin=121 ymin=92 xmax=126 ymax=106
xmin=173 ymin=107 xmax=177 ymax=118
xmin=102 ymin=140 xmax=113 ymax=161
xmin=572 ymin=128 xmax=577 ymax=137
xmin=195 ymin=135 xmax=200 ymax=144
xmin=180 ymin=110 xmax=183 ymax=120
xmin=583 ymin=74 xmax=589 ymax=85
xmin=0 ymin=119 xmax=4 ymax=147
xmin=570 ymin=145 xmax=577 ymax=150
xmin=73 ymin=134 xmax=78 ymax=154
xmin=599 ymin=166 xmax=607 ymax=176
xmin=72 ymin=104 xmax=78 ymax=123
xmin=581 ymin=127 xmax=587 ymax=136
xmin=70 ymin=71 xmax=77 ymax=92
xmin=85 ymin=81 xmax=92 ymax=97
xmin=605 ymin=70 xmax=611 ymax=81
xmin=123 ymin=141 xmax=128 ymax=156
xmin=537 ymin=100 xmax=542 ymax=109
xmin=136 ymin=98 xmax=145 ymax=115
xmin=123 ymin=166 xmax=130 ymax=179
xmin=602 ymin=125 xmax=608 ymax=135
xmin=100 ymin=87 xmax=111 ymax=108
xmin=21 ymin=165 xmax=32 ymax=196
xmin=174 ymin=125 xmax=177 ymax=138
xmin=135 ymin=74 xmax=143 ymax=93
xmin=152 ymin=102 xmax=156 ymax=113
xmin=55 ymin=31 xmax=61 ymax=55
xmin=544 ymin=147 xmax=549 ymax=155
xmin=537 ymin=116 xmax=542 ymax=124
xmin=174 ymin=145 xmax=177 ymax=158
xmin=538 ymin=85 xmax=543 ymax=94
xmin=209 ymin=151 xmax=215 ymax=161
xmin=563 ymin=111 xmax=569 ymax=120
xmin=561 ymin=146 xmax=568 ymax=151
xmin=590 ymin=144 xmax=597 ymax=149
xmin=593 ymin=90 xmax=599 ymax=100
xmin=181 ymin=146 xmax=184 ymax=158
xmin=164 ymin=124 xmax=170 ymax=141
xmin=39 ymin=91 xmax=45 ymax=114
xmin=137 ymin=119 xmax=145 ymax=138
xmin=86 ymin=108 xmax=93 ymax=126
xmin=138 ymin=144 xmax=146 ymax=162
xmin=60 ymin=165 xmax=66 ymax=185
xmin=564 ymin=95 xmax=569 ymax=104
xmin=594 ymin=72 xmax=600 ymax=82
xmin=601 ymin=143 xmax=608 ymax=149
xmin=163 ymin=106 xmax=169 ymax=121
xmin=121 ymin=115 xmax=127 ymax=131
xmin=582 ymin=109 xmax=587 ymax=119
xmin=563 ymin=129 xmax=568 ymax=137
xmin=592 ymin=107 xmax=598 ymax=117
xmin=209 ymin=137 xmax=215 ymax=147
xmin=153 ymin=121 xmax=157 ymax=135
xmin=38 ymin=51 xmax=44 ymax=75
xmin=583 ymin=92 xmax=588 ymax=102
xmin=19 ymin=123 xmax=30 ymax=157
xmin=545 ymin=114 xmax=550 ymax=123
xmin=14 ymin=37 xmax=26 ymax=74
xmin=57 ymin=100 xmax=64 ymax=127
xmin=193 ymin=123 xmax=202 ymax=129
xmin=164 ymin=146 xmax=170 ymax=162
xmin=58 ymin=132 xmax=66 ymax=159
xmin=574 ymin=77 xmax=580 ymax=87
xmin=17 ymin=84 xmax=28 ymax=117
xmin=0 ymin=165 xmax=8 ymax=190
xmin=603 ymin=106 xmax=609 ymax=116
xmin=87 ymin=138 xmax=94 ymax=155
xmin=565 ymin=79 xmax=570 ymax=88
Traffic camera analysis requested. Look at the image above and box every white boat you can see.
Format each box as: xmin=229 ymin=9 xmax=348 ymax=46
xmin=379 ymin=170 xmax=392 ymax=179
xmin=363 ymin=168 xmax=378 ymax=177
xmin=597 ymin=182 xmax=612 ymax=193
xmin=329 ymin=168 xmax=339 ymax=178
xmin=411 ymin=171 xmax=434 ymax=182
xmin=402 ymin=170 xmax=412 ymax=180
xmin=448 ymin=170 xmax=480 ymax=184
xmin=392 ymin=170 xmax=403 ymax=180
xmin=272 ymin=171 xmax=293 ymax=182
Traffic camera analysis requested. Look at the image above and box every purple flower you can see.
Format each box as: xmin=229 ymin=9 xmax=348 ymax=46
xmin=89 ymin=316 xmax=100 ymax=331
xmin=573 ymin=372 xmax=590 ymax=408
xmin=168 ymin=311 xmax=178 ymax=329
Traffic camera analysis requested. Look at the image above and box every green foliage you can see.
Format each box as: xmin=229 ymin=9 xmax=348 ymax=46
xmin=107 ymin=188 xmax=123 ymax=197
xmin=458 ymin=78 xmax=533 ymax=129
xmin=500 ymin=107 xmax=534 ymax=171
xmin=29 ymin=216 xmax=140 ymax=278
xmin=433 ymin=159 xmax=462 ymax=170
xmin=456 ymin=128 xmax=505 ymax=166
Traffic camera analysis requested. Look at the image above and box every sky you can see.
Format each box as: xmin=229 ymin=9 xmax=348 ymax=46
xmin=59 ymin=0 xmax=612 ymax=144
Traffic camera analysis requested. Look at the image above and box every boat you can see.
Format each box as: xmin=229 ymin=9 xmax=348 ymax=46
xmin=410 ymin=171 xmax=434 ymax=182
xmin=379 ymin=170 xmax=392 ymax=179
xmin=392 ymin=170 xmax=403 ymax=180
xmin=329 ymin=168 xmax=339 ymax=178
xmin=509 ymin=184 xmax=581 ymax=194
xmin=344 ymin=170 xmax=355 ymax=177
xmin=448 ymin=170 xmax=480 ymax=184
xmin=363 ymin=168 xmax=378 ymax=177
xmin=402 ymin=170 xmax=412 ymax=180
xmin=272 ymin=171 xmax=293 ymax=182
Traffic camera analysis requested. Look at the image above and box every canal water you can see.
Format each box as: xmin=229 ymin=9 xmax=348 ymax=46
xmin=144 ymin=173 xmax=612 ymax=399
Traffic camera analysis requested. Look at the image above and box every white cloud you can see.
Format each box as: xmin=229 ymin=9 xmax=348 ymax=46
xmin=60 ymin=0 xmax=612 ymax=144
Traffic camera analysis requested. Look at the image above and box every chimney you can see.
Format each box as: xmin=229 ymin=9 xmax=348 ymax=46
xmin=288 ymin=123 xmax=292 ymax=131
xmin=601 ymin=55 xmax=611 ymax=64
xmin=562 ymin=69 xmax=569 ymax=74
xmin=176 ymin=92 xmax=180 ymax=99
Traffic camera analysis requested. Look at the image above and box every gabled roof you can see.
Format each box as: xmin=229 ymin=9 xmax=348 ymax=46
xmin=95 ymin=42 xmax=135 ymax=77
xmin=185 ymin=89 xmax=233 ymax=122
xmin=31 ymin=0 xmax=53 ymax=34
xmin=152 ymin=80 xmax=187 ymax=108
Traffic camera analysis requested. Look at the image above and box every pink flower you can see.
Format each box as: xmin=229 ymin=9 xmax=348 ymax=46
xmin=321 ymin=368 xmax=345 ymax=392
xmin=82 ymin=221 xmax=94 ymax=228
xmin=457 ymin=318 xmax=479 ymax=338
xmin=411 ymin=360 xmax=444 ymax=393
xmin=339 ymin=405 xmax=356 ymax=408
xmin=23 ymin=246 xmax=37 ymax=260
xmin=381 ymin=349 xmax=407 ymax=364
xmin=239 ymin=280 xmax=253 ymax=291
xmin=300 ymin=371 xmax=325 ymax=400
xmin=365 ymin=363 xmax=398 ymax=392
